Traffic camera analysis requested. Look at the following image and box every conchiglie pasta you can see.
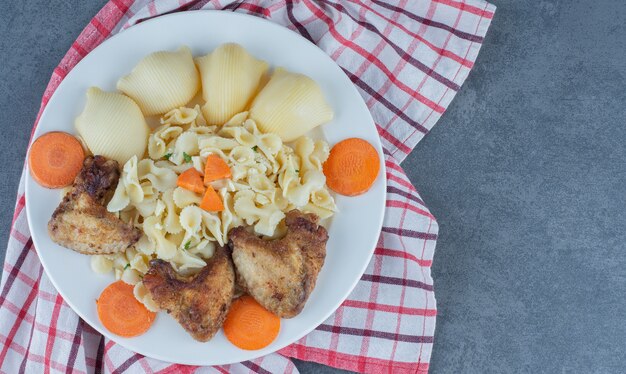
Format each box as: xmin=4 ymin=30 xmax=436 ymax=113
xmin=117 ymin=46 xmax=200 ymax=116
xmin=196 ymin=43 xmax=269 ymax=125
xmin=75 ymin=87 xmax=149 ymax=165
xmin=249 ymin=68 xmax=334 ymax=142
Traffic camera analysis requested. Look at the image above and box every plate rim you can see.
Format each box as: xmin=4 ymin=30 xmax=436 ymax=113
xmin=25 ymin=9 xmax=387 ymax=365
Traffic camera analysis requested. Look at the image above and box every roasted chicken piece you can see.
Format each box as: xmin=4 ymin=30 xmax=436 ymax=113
xmin=48 ymin=155 xmax=140 ymax=255
xmin=143 ymin=246 xmax=235 ymax=342
xmin=229 ymin=210 xmax=328 ymax=318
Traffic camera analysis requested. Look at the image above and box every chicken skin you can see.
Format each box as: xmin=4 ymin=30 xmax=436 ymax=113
xmin=229 ymin=210 xmax=328 ymax=318
xmin=48 ymin=155 xmax=140 ymax=255
xmin=143 ymin=246 xmax=235 ymax=342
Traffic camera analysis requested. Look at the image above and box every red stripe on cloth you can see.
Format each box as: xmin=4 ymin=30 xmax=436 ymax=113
xmin=350 ymin=0 xmax=474 ymax=68
xmin=9 ymin=228 xmax=29 ymax=245
xmin=387 ymin=200 xmax=435 ymax=219
xmin=71 ymin=41 xmax=88 ymax=57
xmin=371 ymin=0 xmax=484 ymax=42
xmin=11 ymin=195 xmax=25 ymax=225
xmin=387 ymin=172 xmax=416 ymax=191
xmin=384 ymin=159 xmax=410 ymax=175
xmin=280 ymin=344 xmax=430 ymax=374
xmin=155 ymin=364 xmax=199 ymax=374
xmin=326 ymin=304 xmax=345 ymax=367
xmin=0 ymin=335 xmax=84 ymax=374
xmin=90 ymin=17 xmax=110 ymax=36
xmin=322 ymin=0 xmax=461 ymax=91
xmin=302 ymin=0 xmax=447 ymax=114
xmin=0 ymin=279 xmax=40 ymax=364
xmin=44 ymin=294 xmax=65 ymax=374
xmin=434 ymin=0 xmax=494 ymax=18
xmin=386 ymin=0 xmax=456 ymax=141
xmin=357 ymin=222 xmax=388 ymax=370
xmin=378 ymin=126 xmax=412 ymax=155
xmin=376 ymin=247 xmax=432 ymax=267
xmin=53 ymin=67 xmax=68 ymax=80
xmin=392 ymin=0 xmax=490 ymax=158
xmin=2 ymin=263 xmax=37 ymax=289
xmin=417 ymin=218 xmax=435 ymax=365
xmin=2 ymin=299 xmax=34 ymax=324
xmin=342 ymin=299 xmax=437 ymax=316
xmin=111 ymin=0 xmax=131 ymax=14
xmin=0 ymin=239 xmax=34 ymax=307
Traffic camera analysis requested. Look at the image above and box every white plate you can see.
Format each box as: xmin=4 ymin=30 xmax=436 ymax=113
xmin=25 ymin=11 xmax=386 ymax=366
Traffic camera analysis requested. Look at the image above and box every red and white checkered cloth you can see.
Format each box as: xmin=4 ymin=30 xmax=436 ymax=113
xmin=0 ymin=1 xmax=494 ymax=373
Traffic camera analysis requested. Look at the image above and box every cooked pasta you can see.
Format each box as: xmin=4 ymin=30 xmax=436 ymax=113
xmin=75 ymin=87 xmax=149 ymax=165
xmin=195 ymin=43 xmax=269 ymax=125
xmin=249 ymin=68 xmax=334 ymax=141
xmin=87 ymin=43 xmax=337 ymax=313
xmin=117 ymin=46 xmax=200 ymax=116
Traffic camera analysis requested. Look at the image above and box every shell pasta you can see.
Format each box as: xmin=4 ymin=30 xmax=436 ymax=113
xmin=196 ymin=43 xmax=269 ymax=125
xmin=117 ymin=46 xmax=200 ymax=116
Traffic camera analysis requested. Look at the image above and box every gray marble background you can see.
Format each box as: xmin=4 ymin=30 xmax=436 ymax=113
xmin=2 ymin=1 xmax=625 ymax=373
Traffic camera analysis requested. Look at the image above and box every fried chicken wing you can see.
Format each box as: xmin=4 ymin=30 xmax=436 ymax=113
xmin=229 ymin=210 xmax=328 ymax=318
xmin=48 ymin=155 xmax=140 ymax=255
xmin=143 ymin=246 xmax=235 ymax=342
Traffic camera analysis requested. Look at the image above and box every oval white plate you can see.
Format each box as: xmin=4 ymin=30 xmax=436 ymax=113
xmin=25 ymin=11 xmax=386 ymax=366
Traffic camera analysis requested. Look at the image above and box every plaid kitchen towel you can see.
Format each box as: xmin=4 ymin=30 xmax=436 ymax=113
xmin=0 ymin=1 xmax=495 ymax=373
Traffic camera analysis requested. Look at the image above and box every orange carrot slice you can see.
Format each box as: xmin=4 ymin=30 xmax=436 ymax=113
xmin=177 ymin=168 xmax=205 ymax=194
xmin=203 ymin=154 xmax=231 ymax=185
xmin=200 ymin=185 xmax=224 ymax=212
xmin=96 ymin=281 xmax=156 ymax=338
xmin=28 ymin=131 xmax=85 ymax=188
xmin=223 ymin=295 xmax=280 ymax=350
xmin=323 ymin=138 xmax=380 ymax=196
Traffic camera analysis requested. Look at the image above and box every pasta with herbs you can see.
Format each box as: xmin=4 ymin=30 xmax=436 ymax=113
xmin=100 ymin=106 xmax=336 ymax=310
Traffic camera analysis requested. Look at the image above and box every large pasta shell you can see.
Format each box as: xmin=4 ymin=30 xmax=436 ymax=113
xmin=249 ymin=68 xmax=334 ymax=142
xmin=117 ymin=46 xmax=200 ymax=116
xmin=75 ymin=87 xmax=149 ymax=164
xmin=196 ymin=43 xmax=269 ymax=125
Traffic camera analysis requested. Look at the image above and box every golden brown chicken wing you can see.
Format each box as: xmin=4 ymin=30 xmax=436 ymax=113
xmin=143 ymin=245 xmax=235 ymax=342
xmin=48 ymin=155 xmax=140 ymax=255
xmin=229 ymin=210 xmax=328 ymax=318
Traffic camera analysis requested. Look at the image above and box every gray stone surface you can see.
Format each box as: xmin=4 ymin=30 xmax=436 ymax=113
xmin=1 ymin=1 xmax=625 ymax=373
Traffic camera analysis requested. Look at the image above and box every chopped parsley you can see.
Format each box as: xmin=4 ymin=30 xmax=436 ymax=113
xmin=252 ymin=145 xmax=259 ymax=152
xmin=124 ymin=263 xmax=130 ymax=270
xmin=184 ymin=241 xmax=191 ymax=250
xmin=164 ymin=153 xmax=173 ymax=160
xmin=183 ymin=152 xmax=192 ymax=163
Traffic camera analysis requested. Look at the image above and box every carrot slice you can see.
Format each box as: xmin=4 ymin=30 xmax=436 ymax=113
xmin=200 ymin=185 xmax=224 ymax=212
xmin=177 ymin=168 xmax=205 ymax=194
xmin=204 ymin=154 xmax=231 ymax=185
xmin=96 ymin=281 xmax=156 ymax=338
xmin=28 ymin=131 xmax=85 ymax=188
xmin=223 ymin=296 xmax=280 ymax=350
xmin=323 ymin=138 xmax=380 ymax=196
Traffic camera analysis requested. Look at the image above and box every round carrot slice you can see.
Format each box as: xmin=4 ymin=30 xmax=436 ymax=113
xmin=323 ymin=138 xmax=380 ymax=196
xmin=223 ymin=295 xmax=280 ymax=350
xmin=97 ymin=281 xmax=156 ymax=338
xmin=28 ymin=131 xmax=85 ymax=188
